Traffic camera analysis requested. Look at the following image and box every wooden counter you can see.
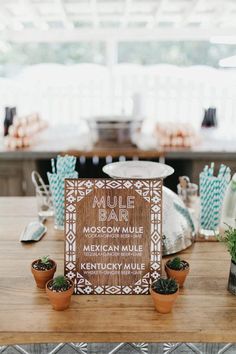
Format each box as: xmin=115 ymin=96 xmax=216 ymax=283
xmin=1 ymin=128 xmax=236 ymax=196
xmin=0 ymin=197 xmax=235 ymax=345
xmin=1 ymin=128 xmax=236 ymax=160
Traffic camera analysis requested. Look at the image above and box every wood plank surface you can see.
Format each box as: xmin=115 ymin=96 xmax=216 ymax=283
xmin=64 ymin=147 xmax=165 ymax=158
xmin=0 ymin=197 xmax=234 ymax=345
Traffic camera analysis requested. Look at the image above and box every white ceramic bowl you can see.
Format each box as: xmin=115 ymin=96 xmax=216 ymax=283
xmin=102 ymin=161 xmax=174 ymax=179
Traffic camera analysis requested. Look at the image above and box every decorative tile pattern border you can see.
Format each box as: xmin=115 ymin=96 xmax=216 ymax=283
xmin=1 ymin=343 xmax=236 ymax=354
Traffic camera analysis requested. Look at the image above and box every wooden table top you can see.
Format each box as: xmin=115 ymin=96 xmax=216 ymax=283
xmin=0 ymin=197 xmax=234 ymax=345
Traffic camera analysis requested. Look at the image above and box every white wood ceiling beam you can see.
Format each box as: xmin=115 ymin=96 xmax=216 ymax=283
xmin=21 ymin=0 xmax=49 ymax=30
xmin=12 ymin=14 xmax=154 ymax=23
xmin=4 ymin=27 xmax=236 ymax=42
xmin=69 ymin=14 xmax=153 ymax=22
xmin=154 ymin=0 xmax=166 ymax=26
xmin=0 ymin=0 xmax=234 ymax=33
xmin=0 ymin=3 xmax=22 ymax=30
xmin=121 ymin=0 xmax=132 ymax=28
xmin=210 ymin=0 xmax=230 ymax=27
xmin=91 ymin=0 xmax=98 ymax=28
xmin=54 ymin=0 xmax=74 ymax=29
xmin=180 ymin=0 xmax=202 ymax=26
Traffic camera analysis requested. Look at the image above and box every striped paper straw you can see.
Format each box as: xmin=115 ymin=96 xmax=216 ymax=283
xmin=200 ymin=163 xmax=231 ymax=232
xmin=56 ymin=155 xmax=76 ymax=175
xmin=47 ymin=173 xmax=62 ymax=227
xmin=48 ymin=154 xmax=78 ymax=229
xmin=201 ymin=175 xmax=215 ymax=229
xmin=48 ymin=170 xmax=78 ymax=228
xmin=51 ymin=158 xmax=56 ymax=174
xmin=212 ymin=177 xmax=220 ymax=230
xmin=200 ymin=172 xmax=213 ymax=228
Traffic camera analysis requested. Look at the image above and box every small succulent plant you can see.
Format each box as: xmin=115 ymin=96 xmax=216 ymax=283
xmin=151 ymin=278 xmax=178 ymax=295
xmin=51 ymin=275 xmax=71 ymax=292
xmin=167 ymin=257 xmax=182 ymax=270
xmin=32 ymin=255 xmax=54 ymax=271
xmin=40 ymin=255 xmax=51 ymax=266
xmin=167 ymin=257 xmax=188 ymax=270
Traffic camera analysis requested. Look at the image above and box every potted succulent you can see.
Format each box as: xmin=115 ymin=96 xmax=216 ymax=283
xmin=46 ymin=275 xmax=74 ymax=311
xmin=150 ymin=277 xmax=179 ymax=314
xmin=165 ymin=256 xmax=190 ymax=287
xmin=31 ymin=255 xmax=57 ymax=289
xmin=218 ymin=225 xmax=236 ymax=295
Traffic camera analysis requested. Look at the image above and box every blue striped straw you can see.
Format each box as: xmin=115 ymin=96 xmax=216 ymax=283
xmin=225 ymin=167 xmax=231 ymax=183
xmin=56 ymin=155 xmax=77 ymax=175
xmin=218 ymin=164 xmax=226 ymax=179
xmin=51 ymin=158 xmax=56 ymax=174
xmin=208 ymin=162 xmax=214 ymax=176
xmin=48 ymin=155 xmax=78 ymax=229
xmin=200 ymin=163 xmax=231 ymax=231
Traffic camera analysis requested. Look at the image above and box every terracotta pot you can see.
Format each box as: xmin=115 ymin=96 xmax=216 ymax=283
xmin=46 ymin=279 xmax=74 ymax=311
xmin=150 ymin=287 xmax=179 ymax=314
xmin=165 ymin=261 xmax=189 ymax=287
xmin=31 ymin=259 xmax=57 ymax=289
xmin=228 ymin=259 xmax=236 ymax=295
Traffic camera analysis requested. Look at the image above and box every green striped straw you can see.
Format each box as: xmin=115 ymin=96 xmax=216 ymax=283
xmin=48 ymin=170 xmax=78 ymax=228
xmin=51 ymin=158 xmax=56 ymax=174
xmin=200 ymin=166 xmax=212 ymax=229
xmin=200 ymin=163 xmax=231 ymax=231
xmin=57 ymin=155 xmax=76 ymax=175
xmin=48 ymin=155 xmax=78 ymax=229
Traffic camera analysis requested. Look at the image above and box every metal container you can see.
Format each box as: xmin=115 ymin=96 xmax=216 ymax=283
xmin=85 ymin=116 xmax=142 ymax=146
xmin=103 ymin=161 xmax=194 ymax=255
xmin=162 ymin=186 xmax=194 ymax=255
xmin=228 ymin=260 xmax=236 ymax=295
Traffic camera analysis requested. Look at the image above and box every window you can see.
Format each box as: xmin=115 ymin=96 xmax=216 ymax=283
xmin=0 ymin=42 xmax=106 ymax=77
xmin=118 ymin=41 xmax=236 ymax=67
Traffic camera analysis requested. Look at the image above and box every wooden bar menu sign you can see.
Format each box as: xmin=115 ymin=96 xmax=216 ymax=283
xmin=65 ymin=179 xmax=162 ymax=295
